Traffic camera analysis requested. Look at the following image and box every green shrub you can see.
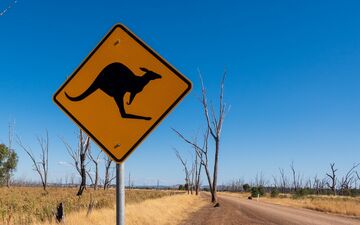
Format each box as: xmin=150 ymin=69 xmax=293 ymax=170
xmin=243 ymin=184 xmax=250 ymax=192
xmin=251 ymin=186 xmax=265 ymax=197
xmin=292 ymin=188 xmax=309 ymax=199
xmin=271 ymin=188 xmax=279 ymax=198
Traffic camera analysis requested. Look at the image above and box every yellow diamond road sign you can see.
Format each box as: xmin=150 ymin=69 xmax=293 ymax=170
xmin=53 ymin=24 xmax=192 ymax=163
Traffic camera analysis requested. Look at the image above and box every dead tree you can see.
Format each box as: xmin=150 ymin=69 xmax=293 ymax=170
xmin=199 ymin=71 xmax=228 ymax=203
xmin=61 ymin=129 xmax=90 ymax=196
xmin=175 ymin=149 xmax=191 ymax=194
xmin=278 ymin=168 xmax=288 ymax=193
xmin=87 ymin=148 xmax=101 ymax=190
xmin=313 ymin=175 xmax=321 ymax=195
xmin=255 ymin=172 xmax=266 ymax=187
xmin=173 ymin=128 xmax=215 ymax=201
xmin=290 ymin=161 xmax=301 ymax=192
xmin=272 ymin=175 xmax=278 ymax=188
xmin=17 ymin=130 xmax=49 ymax=192
xmin=103 ymin=155 xmax=116 ymax=190
xmin=355 ymin=171 xmax=360 ymax=190
xmin=339 ymin=163 xmax=360 ymax=195
xmin=326 ymin=163 xmax=337 ymax=195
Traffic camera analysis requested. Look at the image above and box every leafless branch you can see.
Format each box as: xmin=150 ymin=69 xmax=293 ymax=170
xmin=16 ymin=130 xmax=49 ymax=192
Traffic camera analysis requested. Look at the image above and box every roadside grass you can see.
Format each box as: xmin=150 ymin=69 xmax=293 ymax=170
xmin=0 ymin=187 xmax=182 ymax=225
xmin=34 ymin=193 xmax=207 ymax=225
xmin=262 ymin=195 xmax=360 ymax=217
xmin=220 ymin=192 xmax=360 ymax=217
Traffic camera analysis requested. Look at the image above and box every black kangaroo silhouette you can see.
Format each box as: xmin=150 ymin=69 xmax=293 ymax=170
xmin=65 ymin=62 xmax=162 ymax=120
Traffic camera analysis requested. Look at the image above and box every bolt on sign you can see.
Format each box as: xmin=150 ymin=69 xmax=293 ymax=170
xmin=53 ymin=24 xmax=192 ymax=163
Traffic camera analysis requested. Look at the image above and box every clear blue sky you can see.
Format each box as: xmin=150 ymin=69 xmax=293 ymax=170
xmin=1 ymin=0 xmax=360 ymax=186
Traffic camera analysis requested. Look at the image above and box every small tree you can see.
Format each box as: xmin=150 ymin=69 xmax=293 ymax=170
xmin=0 ymin=144 xmax=18 ymax=187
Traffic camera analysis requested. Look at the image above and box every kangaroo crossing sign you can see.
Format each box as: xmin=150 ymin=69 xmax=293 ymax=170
xmin=53 ymin=24 xmax=192 ymax=163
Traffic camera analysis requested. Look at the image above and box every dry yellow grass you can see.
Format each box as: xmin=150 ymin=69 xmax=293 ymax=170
xmin=261 ymin=195 xmax=360 ymax=217
xmin=220 ymin=192 xmax=360 ymax=217
xmin=34 ymin=194 xmax=207 ymax=225
xmin=0 ymin=187 xmax=182 ymax=225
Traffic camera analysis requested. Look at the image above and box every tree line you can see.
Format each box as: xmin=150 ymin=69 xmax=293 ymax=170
xmin=0 ymin=122 xmax=118 ymax=196
xmin=220 ymin=161 xmax=360 ymax=197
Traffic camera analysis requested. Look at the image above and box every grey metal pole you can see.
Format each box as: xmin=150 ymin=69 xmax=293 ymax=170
xmin=116 ymin=163 xmax=125 ymax=225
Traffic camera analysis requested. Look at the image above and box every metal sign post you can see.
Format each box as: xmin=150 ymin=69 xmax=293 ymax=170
xmin=116 ymin=163 xmax=125 ymax=225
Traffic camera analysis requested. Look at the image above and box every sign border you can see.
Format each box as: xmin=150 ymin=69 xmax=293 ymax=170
xmin=53 ymin=23 xmax=192 ymax=163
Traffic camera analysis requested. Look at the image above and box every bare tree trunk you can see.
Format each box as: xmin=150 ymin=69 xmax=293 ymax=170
xmin=94 ymin=165 xmax=99 ymax=190
xmin=211 ymin=138 xmax=220 ymax=202
xmin=195 ymin=153 xmax=202 ymax=195
xmin=88 ymin=148 xmax=101 ymax=190
xmin=103 ymin=155 xmax=115 ymax=190
xmin=78 ymin=149 xmax=87 ymax=196
xmin=203 ymin=162 xmax=214 ymax=200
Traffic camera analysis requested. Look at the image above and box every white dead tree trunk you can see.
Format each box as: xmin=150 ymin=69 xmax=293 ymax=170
xmin=17 ymin=130 xmax=49 ymax=192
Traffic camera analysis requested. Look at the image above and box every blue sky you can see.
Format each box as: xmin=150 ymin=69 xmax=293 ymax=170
xmin=1 ymin=0 xmax=360 ymax=186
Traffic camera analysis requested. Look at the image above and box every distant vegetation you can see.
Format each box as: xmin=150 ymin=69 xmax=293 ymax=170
xmin=220 ymin=161 xmax=360 ymax=198
xmin=217 ymin=161 xmax=360 ymax=216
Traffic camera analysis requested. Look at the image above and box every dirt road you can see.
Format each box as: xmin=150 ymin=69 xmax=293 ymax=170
xmin=182 ymin=193 xmax=360 ymax=225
